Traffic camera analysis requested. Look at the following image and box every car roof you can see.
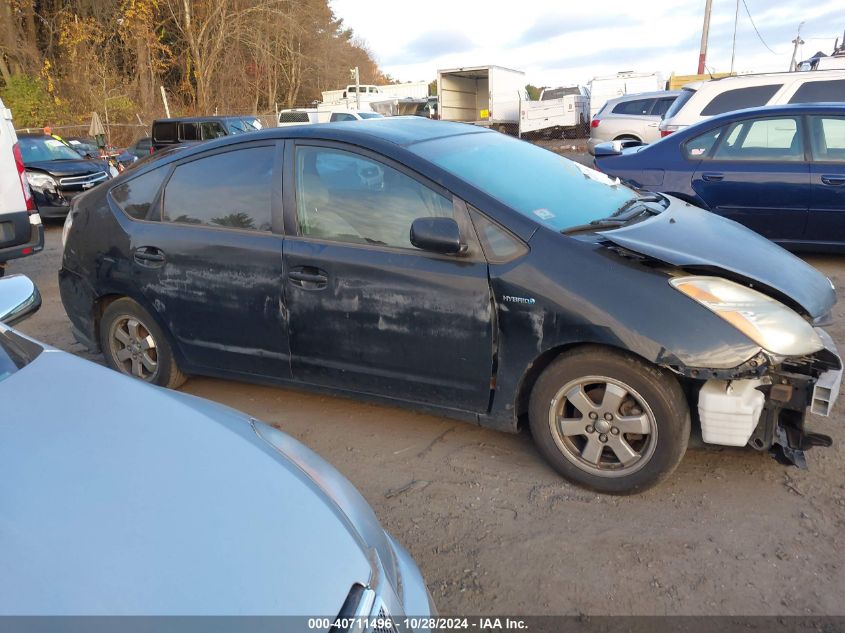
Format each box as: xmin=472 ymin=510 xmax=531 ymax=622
xmin=17 ymin=133 xmax=52 ymax=139
xmin=679 ymin=102 xmax=845 ymax=133
xmin=681 ymin=68 xmax=845 ymax=91
xmin=607 ymin=90 xmax=682 ymax=104
xmin=151 ymin=116 xmax=252 ymax=124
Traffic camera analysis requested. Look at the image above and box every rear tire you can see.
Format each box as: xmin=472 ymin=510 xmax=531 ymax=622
xmin=529 ymin=346 xmax=689 ymax=494
xmin=99 ymin=297 xmax=186 ymax=389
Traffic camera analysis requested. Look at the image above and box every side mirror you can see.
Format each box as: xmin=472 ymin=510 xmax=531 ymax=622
xmin=0 ymin=275 xmax=42 ymax=325
xmin=592 ymin=138 xmax=645 ymax=157
xmin=410 ymin=217 xmax=465 ymax=255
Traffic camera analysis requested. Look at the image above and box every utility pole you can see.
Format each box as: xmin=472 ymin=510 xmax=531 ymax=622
xmin=697 ymin=0 xmax=714 ymax=74
xmin=730 ymin=0 xmax=740 ymax=73
xmin=789 ymin=22 xmax=805 ymax=71
xmin=354 ymin=66 xmax=361 ymax=110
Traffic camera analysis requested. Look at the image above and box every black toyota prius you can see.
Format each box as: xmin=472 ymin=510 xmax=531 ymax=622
xmin=59 ymin=118 xmax=841 ymax=494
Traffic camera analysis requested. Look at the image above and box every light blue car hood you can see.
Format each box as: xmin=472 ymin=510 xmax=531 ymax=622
xmin=0 ymin=348 xmax=374 ymax=615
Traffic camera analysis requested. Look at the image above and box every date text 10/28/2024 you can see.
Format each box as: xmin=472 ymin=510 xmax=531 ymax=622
xmin=307 ymin=617 xmax=528 ymax=630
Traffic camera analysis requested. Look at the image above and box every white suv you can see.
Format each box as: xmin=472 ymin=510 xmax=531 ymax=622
xmin=0 ymin=98 xmax=43 ymax=275
xmin=660 ymin=69 xmax=845 ymax=136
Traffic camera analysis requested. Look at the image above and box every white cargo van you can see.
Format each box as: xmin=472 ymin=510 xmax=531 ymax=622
xmin=660 ymin=69 xmax=845 ymax=135
xmin=0 ymin=98 xmax=43 ymax=274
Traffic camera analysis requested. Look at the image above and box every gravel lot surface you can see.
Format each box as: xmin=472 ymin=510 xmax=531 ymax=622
xmin=15 ymin=178 xmax=845 ymax=616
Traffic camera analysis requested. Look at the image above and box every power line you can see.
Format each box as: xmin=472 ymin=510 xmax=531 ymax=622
xmin=741 ymin=0 xmax=778 ymax=55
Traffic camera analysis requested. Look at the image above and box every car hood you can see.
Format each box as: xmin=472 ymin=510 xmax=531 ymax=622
xmin=24 ymin=158 xmax=108 ymax=178
xmin=600 ymin=197 xmax=836 ymax=318
xmin=0 ymin=348 xmax=375 ymax=615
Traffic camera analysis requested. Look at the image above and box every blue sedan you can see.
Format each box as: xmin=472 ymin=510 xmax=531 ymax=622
xmin=593 ymin=104 xmax=845 ymax=252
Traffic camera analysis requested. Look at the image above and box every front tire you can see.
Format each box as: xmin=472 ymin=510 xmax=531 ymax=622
xmin=99 ymin=297 xmax=186 ymax=389
xmin=529 ymin=346 xmax=689 ymax=494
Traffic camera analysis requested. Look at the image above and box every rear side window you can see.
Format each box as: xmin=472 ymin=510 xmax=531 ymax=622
xmin=163 ymin=146 xmax=273 ymax=231
xmin=178 ymin=123 xmax=199 ymax=141
xmin=110 ymin=167 xmax=168 ymax=220
xmin=699 ymin=84 xmax=781 ymax=116
xmin=612 ymin=99 xmax=654 ymax=116
xmin=663 ymin=88 xmax=695 ymax=120
xmin=809 ymin=117 xmax=845 ymax=162
xmin=712 ymin=117 xmax=803 ymax=161
xmin=279 ymin=112 xmax=310 ymax=123
xmin=788 ymin=79 xmax=845 ymax=104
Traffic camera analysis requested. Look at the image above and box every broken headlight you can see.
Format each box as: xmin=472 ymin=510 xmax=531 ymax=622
xmin=670 ymin=276 xmax=824 ymax=356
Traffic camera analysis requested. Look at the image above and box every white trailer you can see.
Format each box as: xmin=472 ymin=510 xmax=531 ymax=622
xmin=437 ymin=65 xmax=525 ymax=129
xmin=588 ymin=71 xmax=665 ymax=118
xmin=519 ymin=90 xmax=590 ymax=137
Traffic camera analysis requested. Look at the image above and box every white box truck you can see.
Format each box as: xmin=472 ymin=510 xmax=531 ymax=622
xmin=437 ymin=65 xmax=525 ymax=130
xmin=588 ymin=71 xmax=665 ymax=118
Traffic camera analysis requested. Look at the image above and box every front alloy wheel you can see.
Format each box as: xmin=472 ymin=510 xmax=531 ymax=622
xmin=549 ymin=377 xmax=658 ymax=477
xmin=529 ymin=346 xmax=689 ymax=494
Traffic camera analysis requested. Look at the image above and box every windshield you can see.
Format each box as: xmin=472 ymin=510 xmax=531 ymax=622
xmin=411 ymin=132 xmax=637 ymax=231
xmin=542 ymin=87 xmax=580 ymax=100
xmin=358 ymin=112 xmax=383 ymax=119
xmin=19 ymin=136 xmax=83 ymax=162
xmin=0 ymin=328 xmax=41 ymax=384
xmin=225 ymin=118 xmax=260 ymax=134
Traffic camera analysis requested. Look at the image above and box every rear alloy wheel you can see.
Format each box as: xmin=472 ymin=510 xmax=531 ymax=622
xmin=100 ymin=298 xmax=186 ymax=389
xmin=529 ymin=347 xmax=689 ymax=494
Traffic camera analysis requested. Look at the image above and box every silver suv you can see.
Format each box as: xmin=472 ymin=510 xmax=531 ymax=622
xmin=588 ymin=91 xmax=681 ymax=155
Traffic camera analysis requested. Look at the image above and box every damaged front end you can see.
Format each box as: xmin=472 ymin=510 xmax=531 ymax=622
xmin=689 ymin=329 xmax=841 ymax=469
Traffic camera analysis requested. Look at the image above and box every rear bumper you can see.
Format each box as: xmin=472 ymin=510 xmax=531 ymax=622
xmin=58 ymin=266 xmax=100 ymax=352
xmin=0 ymin=211 xmax=44 ymax=263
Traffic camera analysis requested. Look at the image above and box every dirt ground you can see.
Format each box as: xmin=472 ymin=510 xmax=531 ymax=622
xmin=13 ymin=217 xmax=845 ymax=617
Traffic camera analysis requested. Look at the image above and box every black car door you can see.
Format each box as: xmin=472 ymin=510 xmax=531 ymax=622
xmin=282 ymin=142 xmax=494 ymax=412
xmin=691 ymin=115 xmax=810 ymax=240
xmin=806 ymin=115 xmax=845 ymax=245
xmin=127 ymin=140 xmax=290 ymax=378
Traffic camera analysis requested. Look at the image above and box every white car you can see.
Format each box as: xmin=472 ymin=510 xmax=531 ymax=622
xmin=660 ymin=69 xmax=845 ymax=136
xmin=0 ymin=98 xmax=43 ymax=276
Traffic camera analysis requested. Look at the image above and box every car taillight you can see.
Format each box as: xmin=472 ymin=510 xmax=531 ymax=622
xmin=149 ymin=146 xmax=155 ymax=154
xmin=591 ymin=119 xmax=600 ymax=128
xmin=12 ymin=142 xmax=36 ymax=212
xmin=660 ymin=130 xmax=674 ymax=138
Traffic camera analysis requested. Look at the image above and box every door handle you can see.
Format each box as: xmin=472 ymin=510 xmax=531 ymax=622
xmin=133 ymin=246 xmax=166 ymax=267
xmin=821 ymin=175 xmax=845 ymax=187
xmin=288 ymin=267 xmax=328 ymax=289
xmin=702 ymin=173 xmax=724 ymax=182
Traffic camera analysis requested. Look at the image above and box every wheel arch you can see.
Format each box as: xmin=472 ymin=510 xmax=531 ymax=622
xmin=93 ymin=290 xmax=187 ymax=367
xmin=513 ymin=342 xmax=671 ymax=421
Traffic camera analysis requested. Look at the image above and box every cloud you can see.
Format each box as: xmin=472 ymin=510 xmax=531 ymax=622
xmin=514 ymin=14 xmax=607 ymax=46
xmin=384 ymin=30 xmax=475 ymax=65
xmin=539 ymin=34 xmax=700 ymax=71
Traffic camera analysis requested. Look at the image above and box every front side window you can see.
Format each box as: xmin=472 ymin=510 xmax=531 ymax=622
xmin=178 ymin=123 xmax=199 ymax=141
xmin=612 ymin=99 xmax=653 ymax=116
xmin=809 ymin=117 xmax=845 ymax=162
xmin=200 ymin=122 xmax=226 ymax=139
xmin=684 ymin=126 xmax=724 ymax=159
xmin=712 ymin=117 xmax=803 ymax=161
xmin=163 ymin=146 xmax=273 ymax=231
xmin=652 ymin=97 xmax=677 ymax=117
xmin=330 ymin=113 xmax=356 ymax=122
xmin=699 ymin=84 xmax=782 ymax=116
xmin=295 ymin=146 xmax=452 ymax=249
xmin=110 ymin=167 xmax=168 ymax=220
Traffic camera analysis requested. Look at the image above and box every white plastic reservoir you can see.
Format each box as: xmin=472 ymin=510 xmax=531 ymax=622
xmin=698 ymin=379 xmax=766 ymax=447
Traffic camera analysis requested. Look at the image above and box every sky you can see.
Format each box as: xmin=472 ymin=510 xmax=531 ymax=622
xmin=329 ymin=0 xmax=844 ymax=87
